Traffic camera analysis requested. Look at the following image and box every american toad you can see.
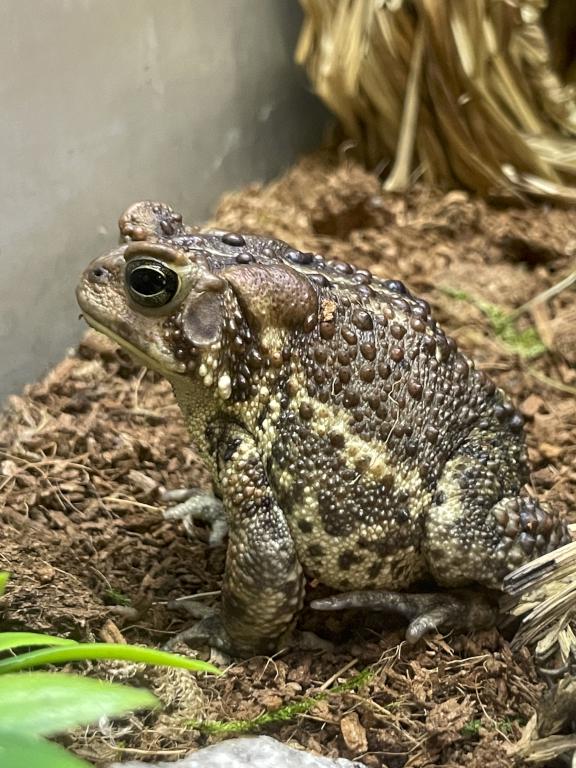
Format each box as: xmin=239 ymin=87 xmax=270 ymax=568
xmin=76 ymin=201 xmax=569 ymax=655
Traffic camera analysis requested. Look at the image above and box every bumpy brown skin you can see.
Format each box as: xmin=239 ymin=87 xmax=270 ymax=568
xmin=77 ymin=201 xmax=570 ymax=656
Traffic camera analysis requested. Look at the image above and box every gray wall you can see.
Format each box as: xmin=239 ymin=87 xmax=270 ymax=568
xmin=0 ymin=1 xmax=325 ymax=402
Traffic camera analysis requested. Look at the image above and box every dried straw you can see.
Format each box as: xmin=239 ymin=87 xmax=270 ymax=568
xmin=296 ymin=0 xmax=576 ymax=201
xmin=503 ymin=538 xmax=576 ymax=666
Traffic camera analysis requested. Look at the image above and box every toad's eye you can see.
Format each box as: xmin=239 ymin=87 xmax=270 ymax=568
xmin=125 ymin=259 xmax=179 ymax=307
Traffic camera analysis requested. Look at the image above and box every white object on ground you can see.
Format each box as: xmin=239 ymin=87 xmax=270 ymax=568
xmin=110 ymin=735 xmax=364 ymax=768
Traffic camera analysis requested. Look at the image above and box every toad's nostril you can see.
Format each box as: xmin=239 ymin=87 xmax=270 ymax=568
xmin=89 ymin=265 xmax=110 ymax=283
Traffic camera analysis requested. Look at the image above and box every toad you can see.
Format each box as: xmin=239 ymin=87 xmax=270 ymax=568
xmin=76 ymin=201 xmax=569 ymax=656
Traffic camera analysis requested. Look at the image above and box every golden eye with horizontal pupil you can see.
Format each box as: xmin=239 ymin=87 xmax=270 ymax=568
xmin=125 ymin=258 xmax=179 ymax=307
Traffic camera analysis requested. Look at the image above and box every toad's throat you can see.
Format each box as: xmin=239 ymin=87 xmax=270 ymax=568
xmin=80 ymin=311 xmax=178 ymax=374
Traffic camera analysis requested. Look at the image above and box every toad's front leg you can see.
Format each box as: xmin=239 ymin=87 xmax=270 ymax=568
xmin=174 ymin=424 xmax=305 ymax=657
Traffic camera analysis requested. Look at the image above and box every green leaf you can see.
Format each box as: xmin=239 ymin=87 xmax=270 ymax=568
xmin=0 ymin=730 xmax=92 ymax=768
xmin=0 ymin=633 xmax=78 ymax=653
xmin=0 ymin=572 xmax=9 ymax=598
xmin=0 ymin=672 xmax=158 ymax=736
xmin=0 ymin=643 xmax=220 ymax=675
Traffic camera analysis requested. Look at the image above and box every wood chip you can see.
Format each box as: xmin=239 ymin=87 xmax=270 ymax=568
xmin=340 ymin=711 xmax=368 ymax=753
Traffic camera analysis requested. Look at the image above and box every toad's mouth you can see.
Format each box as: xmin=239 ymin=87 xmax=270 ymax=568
xmin=80 ymin=310 xmax=182 ymax=375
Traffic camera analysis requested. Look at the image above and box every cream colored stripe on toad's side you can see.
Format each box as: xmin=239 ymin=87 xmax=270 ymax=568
xmin=287 ymin=368 xmax=425 ymax=493
xmin=273 ymin=368 xmax=430 ymax=590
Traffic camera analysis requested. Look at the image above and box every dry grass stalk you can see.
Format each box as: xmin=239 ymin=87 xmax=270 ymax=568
xmin=503 ymin=539 xmax=576 ymax=664
xmin=296 ymin=0 xmax=576 ymax=200
xmin=513 ymin=677 xmax=576 ymax=763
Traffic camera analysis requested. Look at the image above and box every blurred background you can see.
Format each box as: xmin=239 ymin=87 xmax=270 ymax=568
xmin=0 ymin=0 xmax=326 ymax=402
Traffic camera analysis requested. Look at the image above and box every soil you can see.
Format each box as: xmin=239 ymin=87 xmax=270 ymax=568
xmin=1 ymin=152 xmax=575 ymax=767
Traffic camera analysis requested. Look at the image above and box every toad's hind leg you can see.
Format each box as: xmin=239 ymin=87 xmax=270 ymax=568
xmin=315 ymin=429 xmax=569 ymax=642
xmin=424 ymin=428 xmax=569 ymax=590
xmin=312 ymin=588 xmax=497 ymax=643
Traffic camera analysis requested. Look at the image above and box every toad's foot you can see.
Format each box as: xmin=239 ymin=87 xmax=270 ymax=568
xmin=166 ymin=597 xmax=334 ymax=656
xmin=161 ymin=489 xmax=228 ymax=547
xmin=165 ymin=598 xmax=250 ymax=656
xmin=311 ymin=589 xmax=497 ymax=643
xmin=164 ymin=606 xmax=237 ymax=655
xmin=167 ymin=623 xmax=334 ymax=657
xmin=165 ymin=598 xmax=279 ymax=657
